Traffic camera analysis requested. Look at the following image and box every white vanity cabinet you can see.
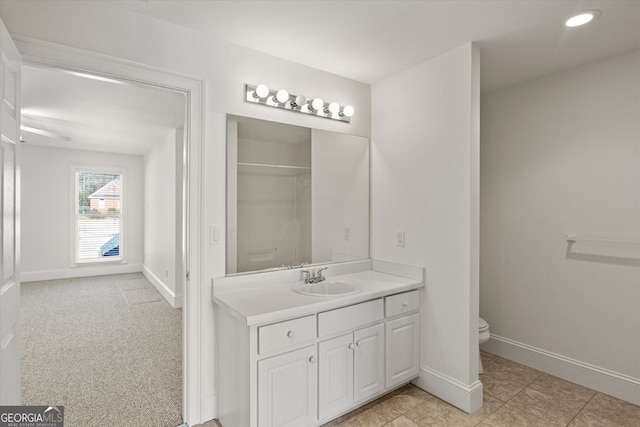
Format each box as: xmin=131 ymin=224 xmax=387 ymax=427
xmin=316 ymin=299 xmax=385 ymax=421
xmin=256 ymin=315 xmax=318 ymax=427
xmin=384 ymin=290 xmax=421 ymax=388
xmin=214 ymin=266 xmax=424 ymax=427
xmin=318 ymin=323 xmax=385 ymax=421
xmin=257 ymin=345 xmax=317 ymax=427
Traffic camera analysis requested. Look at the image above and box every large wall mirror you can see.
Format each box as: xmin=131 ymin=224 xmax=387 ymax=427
xmin=226 ymin=115 xmax=370 ymax=275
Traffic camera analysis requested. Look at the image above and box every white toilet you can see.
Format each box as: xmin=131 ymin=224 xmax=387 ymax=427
xmin=478 ymin=317 xmax=490 ymax=374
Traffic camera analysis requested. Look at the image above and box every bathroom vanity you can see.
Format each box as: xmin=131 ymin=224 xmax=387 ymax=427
xmin=213 ymin=260 xmax=424 ymax=427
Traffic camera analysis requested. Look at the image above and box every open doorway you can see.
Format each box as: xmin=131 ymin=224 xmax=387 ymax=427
xmin=19 ymin=64 xmax=187 ymax=426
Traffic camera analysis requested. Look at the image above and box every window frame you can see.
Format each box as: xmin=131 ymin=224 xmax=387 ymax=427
xmin=70 ymin=165 xmax=127 ymax=266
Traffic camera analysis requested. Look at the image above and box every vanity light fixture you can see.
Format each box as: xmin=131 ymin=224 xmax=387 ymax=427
xmin=325 ymin=102 xmax=340 ymax=115
xmin=245 ymin=83 xmax=353 ymax=122
xmin=309 ymin=97 xmax=324 ymax=112
xmin=274 ymin=89 xmax=289 ymax=104
xmin=340 ymin=105 xmax=355 ymax=118
xmin=291 ymin=94 xmax=307 ymax=109
xmin=253 ymin=84 xmax=270 ymax=99
xmin=565 ymin=10 xmax=601 ymax=27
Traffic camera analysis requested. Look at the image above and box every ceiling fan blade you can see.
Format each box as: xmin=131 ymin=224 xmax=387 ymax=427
xmin=20 ymin=124 xmax=72 ymax=142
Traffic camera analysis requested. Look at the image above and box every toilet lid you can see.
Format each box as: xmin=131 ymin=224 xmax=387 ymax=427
xmin=479 ymin=317 xmax=488 ymax=330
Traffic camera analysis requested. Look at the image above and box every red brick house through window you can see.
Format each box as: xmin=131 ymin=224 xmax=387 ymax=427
xmin=88 ymin=179 xmax=121 ymax=214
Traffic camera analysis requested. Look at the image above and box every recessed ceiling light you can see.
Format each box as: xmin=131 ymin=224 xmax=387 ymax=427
xmin=565 ymin=10 xmax=601 ymax=27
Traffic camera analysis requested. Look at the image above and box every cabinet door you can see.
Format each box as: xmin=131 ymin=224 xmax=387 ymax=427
xmin=258 ymin=345 xmax=317 ymax=427
xmin=318 ymin=333 xmax=354 ymax=421
xmin=353 ymin=323 xmax=385 ymax=403
xmin=386 ymin=313 xmax=420 ymax=388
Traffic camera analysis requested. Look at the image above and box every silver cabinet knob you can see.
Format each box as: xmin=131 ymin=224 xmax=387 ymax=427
xmin=356 ymin=340 xmax=362 ymax=347
xmin=287 ymin=330 xmax=295 ymax=339
xmin=308 ymin=355 xmax=316 ymax=364
xmin=348 ymin=343 xmax=355 ymax=350
xmin=402 ymin=301 xmax=409 ymax=311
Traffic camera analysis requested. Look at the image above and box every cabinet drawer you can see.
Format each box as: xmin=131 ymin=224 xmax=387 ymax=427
xmin=318 ymin=299 xmax=383 ymax=337
xmin=258 ymin=315 xmax=317 ymax=355
xmin=385 ymin=290 xmax=420 ymax=317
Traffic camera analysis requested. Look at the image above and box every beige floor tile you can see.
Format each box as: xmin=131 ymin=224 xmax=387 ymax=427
xmin=321 ymin=404 xmax=369 ymax=426
xmin=482 ymin=405 xmax=566 ymax=427
xmin=483 ymin=354 xmax=540 ymax=384
xmin=362 ymin=402 xmax=405 ymax=424
xmin=528 ymin=373 xmax=596 ymax=405
xmin=384 ymin=415 xmax=422 ymax=426
xmin=321 ymin=418 xmax=342 ymax=427
xmin=504 ymin=387 xmax=584 ymax=425
xmin=480 ymin=351 xmax=502 ymax=366
xmin=374 ymin=390 xmax=433 ymax=414
xmin=568 ymin=409 xmax=622 ymax=427
xmin=400 ymin=384 xmax=432 ymax=400
xmin=481 ymin=371 xmax=530 ymax=401
xmin=580 ymin=393 xmax=640 ymax=426
xmin=338 ymin=406 xmax=394 ymax=426
xmin=479 ymin=393 xmax=507 ymax=416
xmin=405 ymin=394 xmax=502 ymax=427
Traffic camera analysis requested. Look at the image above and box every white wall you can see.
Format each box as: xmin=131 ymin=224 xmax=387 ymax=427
xmin=20 ymin=145 xmax=144 ymax=280
xmin=143 ymin=128 xmax=183 ymax=307
xmin=0 ymin=1 xmax=371 ymax=422
xmin=480 ymin=50 xmax=640 ymax=405
xmin=371 ymin=43 xmax=481 ymax=412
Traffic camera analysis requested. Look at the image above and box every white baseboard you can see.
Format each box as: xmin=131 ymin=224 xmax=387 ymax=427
xmin=482 ymin=334 xmax=640 ymax=406
xmin=142 ymin=265 xmax=182 ymax=308
xmin=21 ymin=263 xmax=142 ymax=282
xmin=201 ymin=389 xmax=217 ymax=425
xmin=413 ymin=365 xmax=483 ymax=413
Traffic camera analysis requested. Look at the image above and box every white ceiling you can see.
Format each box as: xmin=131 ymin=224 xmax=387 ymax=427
xmin=21 ymin=65 xmax=186 ymax=155
xmin=112 ymin=0 xmax=640 ymax=90
xmin=20 ymin=0 xmax=640 ymax=154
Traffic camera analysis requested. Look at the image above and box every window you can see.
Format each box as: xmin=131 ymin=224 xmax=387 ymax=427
xmin=74 ymin=169 xmax=123 ymax=263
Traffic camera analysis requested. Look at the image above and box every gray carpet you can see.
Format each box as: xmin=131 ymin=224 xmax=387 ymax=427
xmin=21 ymin=274 xmax=183 ymax=427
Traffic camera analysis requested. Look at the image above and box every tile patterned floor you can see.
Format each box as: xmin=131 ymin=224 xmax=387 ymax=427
xmin=195 ymin=351 xmax=640 ymax=427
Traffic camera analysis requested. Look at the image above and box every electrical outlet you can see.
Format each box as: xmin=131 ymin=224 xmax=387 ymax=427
xmin=344 ymin=228 xmax=351 ymax=241
xmin=396 ymin=230 xmax=405 ymax=247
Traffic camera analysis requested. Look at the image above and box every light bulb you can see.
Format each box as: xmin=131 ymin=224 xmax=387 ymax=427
xmin=310 ymin=98 xmax=324 ymax=112
xmin=254 ymin=84 xmax=269 ymax=99
xmin=325 ymin=102 xmax=340 ymax=115
xmin=340 ymin=105 xmax=355 ymax=118
xmin=273 ymin=89 xmax=289 ymax=104
xmin=292 ymin=95 xmax=307 ymax=109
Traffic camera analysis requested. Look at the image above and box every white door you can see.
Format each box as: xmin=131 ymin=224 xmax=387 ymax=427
xmin=353 ymin=323 xmax=385 ymax=403
xmin=0 ymin=17 xmax=22 ymax=405
xmin=386 ymin=313 xmax=420 ymax=388
xmin=318 ymin=333 xmax=354 ymax=420
xmin=257 ymin=345 xmax=317 ymax=427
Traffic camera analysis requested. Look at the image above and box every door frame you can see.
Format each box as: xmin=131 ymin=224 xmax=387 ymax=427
xmin=13 ymin=35 xmax=206 ymax=425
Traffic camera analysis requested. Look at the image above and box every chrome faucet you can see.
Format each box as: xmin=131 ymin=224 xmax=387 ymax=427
xmin=302 ymin=267 xmax=328 ymax=284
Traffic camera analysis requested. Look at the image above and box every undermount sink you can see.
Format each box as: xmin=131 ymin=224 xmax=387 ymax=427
xmin=292 ymin=280 xmax=363 ymax=297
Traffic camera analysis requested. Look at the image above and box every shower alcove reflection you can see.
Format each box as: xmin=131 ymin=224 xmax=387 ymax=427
xmin=228 ymin=118 xmax=312 ymax=273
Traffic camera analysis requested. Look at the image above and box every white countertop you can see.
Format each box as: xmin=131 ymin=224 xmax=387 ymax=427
xmin=212 ymin=268 xmax=424 ymax=326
